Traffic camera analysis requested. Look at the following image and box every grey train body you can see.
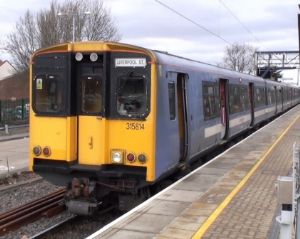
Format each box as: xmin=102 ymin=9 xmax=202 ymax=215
xmin=153 ymin=51 xmax=300 ymax=180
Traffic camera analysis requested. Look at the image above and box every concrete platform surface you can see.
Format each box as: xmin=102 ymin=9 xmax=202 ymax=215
xmin=0 ymin=137 xmax=29 ymax=177
xmin=87 ymin=105 xmax=300 ymax=239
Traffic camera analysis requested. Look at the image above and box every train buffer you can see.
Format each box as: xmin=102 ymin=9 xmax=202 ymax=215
xmin=87 ymin=104 xmax=300 ymax=239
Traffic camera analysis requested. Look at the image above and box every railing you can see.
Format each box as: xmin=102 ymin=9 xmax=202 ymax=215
xmin=294 ymin=143 xmax=300 ymax=239
xmin=277 ymin=143 xmax=300 ymax=239
xmin=0 ymin=99 xmax=29 ymax=126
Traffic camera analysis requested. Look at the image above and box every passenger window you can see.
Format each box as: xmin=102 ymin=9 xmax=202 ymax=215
xmin=267 ymin=87 xmax=275 ymax=105
xmin=81 ymin=76 xmax=102 ymax=114
xmin=229 ymin=84 xmax=250 ymax=114
xmin=239 ymin=86 xmax=249 ymax=111
xmin=202 ymin=81 xmax=219 ymax=120
xmin=255 ymin=87 xmax=265 ymax=107
xmin=168 ymin=82 xmax=176 ymax=120
xmin=117 ymin=72 xmax=147 ymax=116
xmin=229 ymin=85 xmax=240 ymax=114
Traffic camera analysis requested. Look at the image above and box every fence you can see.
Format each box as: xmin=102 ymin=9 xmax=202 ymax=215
xmin=0 ymin=99 xmax=29 ymax=126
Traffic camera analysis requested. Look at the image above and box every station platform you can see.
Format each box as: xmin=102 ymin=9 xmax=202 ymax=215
xmin=87 ymin=105 xmax=300 ymax=239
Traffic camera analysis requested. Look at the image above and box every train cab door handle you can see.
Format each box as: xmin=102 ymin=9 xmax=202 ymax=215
xmin=89 ymin=137 xmax=93 ymax=149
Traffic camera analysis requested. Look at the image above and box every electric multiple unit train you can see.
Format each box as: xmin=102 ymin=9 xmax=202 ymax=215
xmin=29 ymin=41 xmax=300 ymax=214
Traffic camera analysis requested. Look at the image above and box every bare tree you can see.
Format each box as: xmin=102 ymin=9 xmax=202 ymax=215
xmin=222 ymin=43 xmax=257 ymax=74
xmin=5 ymin=0 xmax=121 ymax=72
xmin=6 ymin=11 xmax=39 ymax=72
xmin=37 ymin=2 xmax=61 ymax=48
xmin=84 ymin=0 xmax=120 ymax=41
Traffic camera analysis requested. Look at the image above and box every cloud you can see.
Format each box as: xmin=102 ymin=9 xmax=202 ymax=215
xmin=0 ymin=0 xmax=298 ymax=67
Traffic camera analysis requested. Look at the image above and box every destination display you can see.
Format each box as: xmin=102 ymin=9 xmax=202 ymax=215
xmin=115 ymin=58 xmax=147 ymax=67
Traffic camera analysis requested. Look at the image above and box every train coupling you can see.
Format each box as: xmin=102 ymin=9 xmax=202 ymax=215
xmin=65 ymin=177 xmax=100 ymax=215
xmin=66 ymin=199 xmax=99 ymax=215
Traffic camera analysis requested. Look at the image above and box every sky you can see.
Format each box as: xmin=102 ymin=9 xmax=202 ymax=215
xmin=0 ymin=0 xmax=299 ymax=80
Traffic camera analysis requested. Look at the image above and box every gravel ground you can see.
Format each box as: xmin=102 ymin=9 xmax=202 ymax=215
xmin=0 ymin=171 xmax=120 ymax=239
xmin=0 ymin=171 xmax=71 ymax=239
xmin=0 ymin=171 xmax=39 ymax=187
xmin=36 ymin=209 xmax=123 ymax=239
xmin=2 ymin=211 xmax=75 ymax=239
xmin=0 ymin=179 xmax=62 ymax=214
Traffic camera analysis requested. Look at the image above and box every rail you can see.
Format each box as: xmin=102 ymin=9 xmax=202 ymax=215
xmin=0 ymin=188 xmax=66 ymax=235
xmin=30 ymin=215 xmax=78 ymax=239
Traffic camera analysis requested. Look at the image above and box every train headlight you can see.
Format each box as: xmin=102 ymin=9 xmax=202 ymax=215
xmin=33 ymin=146 xmax=42 ymax=156
xmin=111 ymin=150 xmax=124 ymax=164
xmin=43 ymin=146 xmax=51 ymax=157
xmin=75 ymin=52 xmax=83 ymax=61
xmin=90 ymin=53 xmax=98 ymax=62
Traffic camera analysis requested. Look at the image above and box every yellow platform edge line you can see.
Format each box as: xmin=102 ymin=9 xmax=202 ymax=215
xmin=192 ymin=113 xmax=300 ymax=239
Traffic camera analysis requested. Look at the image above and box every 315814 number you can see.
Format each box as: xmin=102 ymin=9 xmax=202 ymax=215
xmin=126 ymin=123 xmax=145 ymax=130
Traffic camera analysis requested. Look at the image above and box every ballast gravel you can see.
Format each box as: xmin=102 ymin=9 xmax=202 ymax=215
xmin=0 ymin=172 xmax=73 ymax=239
xmin=0 ymin=172 xmax=120 ymax=239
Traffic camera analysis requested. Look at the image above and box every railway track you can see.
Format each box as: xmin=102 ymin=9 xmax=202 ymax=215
xmin=30 ymin=205 xmax=117 ymax=239
xmin=0 ymin=188 xmax=66 ymax=236
xmin=0 ymin=176 xmax=42 ymax=192
xmin=30 ymin=215 xmax=78 ymax=239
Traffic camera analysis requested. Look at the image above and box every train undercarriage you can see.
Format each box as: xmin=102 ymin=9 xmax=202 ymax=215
xmin=65 ymin=177 xmax=152 ymax=215
xmin=33 ymin=159 xmax=155 ymax=215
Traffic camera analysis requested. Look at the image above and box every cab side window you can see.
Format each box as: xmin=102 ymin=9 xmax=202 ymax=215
xmin=168 ymin=82 xmax=176 ymax=120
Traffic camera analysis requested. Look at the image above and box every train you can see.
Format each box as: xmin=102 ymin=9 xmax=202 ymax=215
xmin=29 ymin=41 xmax=300 ymax=214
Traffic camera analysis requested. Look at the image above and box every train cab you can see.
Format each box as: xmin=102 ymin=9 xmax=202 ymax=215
xmin=29 ymin=42 xmax=160 ymax=213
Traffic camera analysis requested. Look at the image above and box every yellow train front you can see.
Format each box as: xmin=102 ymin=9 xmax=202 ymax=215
xmin=29 ymin=42 xmax=157 ymax=214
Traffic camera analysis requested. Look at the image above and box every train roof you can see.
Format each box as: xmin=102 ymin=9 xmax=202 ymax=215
xmin=151 ymin=49 xmax=300 ymax=88
xmin=152 ymin=49 xmax=261 ymax=81
xmin=31 ymin=41 xmax=298 ymax=88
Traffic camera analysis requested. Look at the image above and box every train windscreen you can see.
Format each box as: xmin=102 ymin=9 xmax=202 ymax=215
xmin=34 ymin=74 xmax=64 ymax=113
xmin=74 ymin=53 xmax=104 ymax=116
xmin=32 ymin=51 xmax=151 ymax=119
xmin=110 ymin=52 xmax=151 ymax=119
xmin=32 ymin=53 xmax=70 ymax=115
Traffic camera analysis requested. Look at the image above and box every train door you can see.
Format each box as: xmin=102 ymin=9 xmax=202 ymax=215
xmin=177 ymin=73 xmax=189 ymax=162
xmin=219 ymin=79 xmax=228 ymax=139
xmin=249 ymin=83 xmax=254 ymax=126
xmin=76 ymin=55 xmax=106 ymax=165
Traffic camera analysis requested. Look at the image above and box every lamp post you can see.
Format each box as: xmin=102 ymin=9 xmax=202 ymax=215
xmin=58 ymin=11 xmax=90 ymax=42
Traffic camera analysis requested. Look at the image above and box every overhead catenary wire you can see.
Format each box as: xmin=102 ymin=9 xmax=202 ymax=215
xmin=218 ymin=0 xmax=260 ymax=43
xmin=154 ymin=0 xmax=232 ymax=45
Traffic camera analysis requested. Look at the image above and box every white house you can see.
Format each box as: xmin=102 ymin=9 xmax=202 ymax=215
xmin=0 ymin=60 xmax=16 ymax=81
